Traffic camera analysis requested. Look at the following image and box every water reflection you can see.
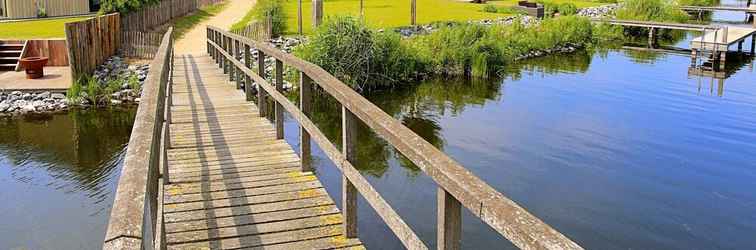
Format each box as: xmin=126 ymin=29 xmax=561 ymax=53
xmin=0 ymin=107 xmax=136 ymax=250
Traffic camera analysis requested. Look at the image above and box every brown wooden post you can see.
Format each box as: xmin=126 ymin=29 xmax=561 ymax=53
xmin=360 ymin=0 xmax=364 ymax=16
xmin=738 ymin=40 xmax=743 ymax=52
xmin=438 ymin=188 xmax=462 ymax=250
xmin=244 ymin=43 xmax=253 ymax=101
xmin=313 ymin=0 xmax=323 ymax=28
xmin=751 ymin=34 xmax=755 ymax=54
xmin=275 ymin=59 xmax=284 ymax=139
xmin=342 ymin=105 xmax=358 ymax=238
xmin=299 ymin=72 xmax=312 ymax=172
xmin=235 ymin=39 xmax=242 ymax=89
xmin=257 ymin=50 xmax=267 ymax=117
xmin=222 ymin=35 xmax=228 ymax=74
xmin=215 ymin=31 xmax=221 ymax=67
xmin=411 ymin=0 xmax=417 ymax=25
xmin=298 ymin=0 xmax=303 ymax=35
xmin=227 ymin=36 xmax=234 ymax=82
xmin=718 ymin=51 xmax=726 ymax=71
xmin=690 ymin=49 xmax=698 ymax=67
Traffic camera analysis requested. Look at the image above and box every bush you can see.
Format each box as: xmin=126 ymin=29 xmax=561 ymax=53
xmin=558 ymin=3 xmax=578 ymax=15
xmin=100 ymin=0 xmax=160 ymax=14
xmin=483 ymin=4 xmax=498 ymax=13
xmin=538 ymin=1 xmax=577 ymax=16
xmin=615 ymin=0 xmax=688 ymax=22
xmin=295 ymin=16 xmax=423 ymax=90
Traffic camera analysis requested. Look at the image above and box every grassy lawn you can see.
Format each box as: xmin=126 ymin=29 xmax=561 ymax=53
xmin=0 ymin=17 xmax=90 ymax=39
xmin=282 ymin=0 xmax=604 ymax=34
xmin=172 ymin=1 xmax=230 ymax=39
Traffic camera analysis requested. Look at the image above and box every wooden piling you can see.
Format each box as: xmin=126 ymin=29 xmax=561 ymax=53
xmin=312 ymin=0 xmax=323 ymax=27
xmin=342 ymin=106 xmax=358 ymax=238
xmin=438 ymin=188 xmax=462 ymax=250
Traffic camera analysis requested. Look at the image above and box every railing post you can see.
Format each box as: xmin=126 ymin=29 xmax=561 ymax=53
xmin=227 ymin=36 xmax=234 ymax=83
xmin=437 ymin=188 xmax=462 ymax=250
xmin=275 ymin=59 xmax=284 ymax=139
xmin=234 ymin=39 xmax=242 ymax=89
xmin=222 ymin=34 xmax=228 ymax=74
xmin=342 ymin=106 xmax=358 ymax=238
xmin=244 ymin=43 xmax=253 ymax=101
xmin=299 ymin=72 xmax=312 ymax=172
xmin=257 ymin=50 xmax=267 ymax=117
xmin=215 ymin=31 xmax=221 ymax=67
xmin=207 ymin=28 xmax=211 ymax=56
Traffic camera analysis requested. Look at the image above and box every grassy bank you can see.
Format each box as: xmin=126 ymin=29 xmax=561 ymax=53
xmin=294 ymin=15 xmax=615 ymax=90
xmin=0 ymin=17 xmax=89 ymax=39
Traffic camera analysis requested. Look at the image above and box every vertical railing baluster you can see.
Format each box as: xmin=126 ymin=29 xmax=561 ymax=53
xmin=299 ymin=72 xmax=312 ymax=172
xmin=342 ymin=106 xmax=358 ymax=238
xmin=215 ymin=30 xmax=221 ymax=67
xmin=275 ymin=59 xmax=284 ymax=139
xmin=244 ymin=43 xmax=253 ymax=101
xmin=437 ymin=188 xmax=462 ymax=250
xmin=222 ymin=35 xmax=228 ymax=74
xmin=257 ymin=50 xmax=267 ymax=117
xmin=227 ymin=36 xmax=234 ymax=82
xmin=234 ymin=39 xmax=242 ymax=89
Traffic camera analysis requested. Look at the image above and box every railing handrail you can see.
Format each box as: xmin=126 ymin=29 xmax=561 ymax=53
xmin=207 ymin=25 xmax=582 ymax=249
xmin=103 ymin=27 xmax=174 ymax=250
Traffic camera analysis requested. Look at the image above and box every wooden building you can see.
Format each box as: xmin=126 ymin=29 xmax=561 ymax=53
xmin=1 ymin=0 xmax=92 ymax=19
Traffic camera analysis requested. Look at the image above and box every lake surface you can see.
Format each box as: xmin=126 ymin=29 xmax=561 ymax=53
xmin=1 ymin=6 xmax=754 ymax=250
xmin=0 ymin=108 xmax=136 ymax=250
xmin=278 ymin=22 xmax=756 ymax=250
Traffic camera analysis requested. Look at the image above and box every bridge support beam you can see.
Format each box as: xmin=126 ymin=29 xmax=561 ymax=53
xmin=738 ymin=40 xmax=744 ymax=52
xmin=717 ymin=51 xmax=727 ymax=71
xmin=342 ymin=106 xmax=358 ymax=239
xmin=691 ymin=49 xmax=698 ymax=67
xmin=648 ymin=27 xmax=657 ymax=47
xmin=751 ymin=34 xmax=755 ymax=54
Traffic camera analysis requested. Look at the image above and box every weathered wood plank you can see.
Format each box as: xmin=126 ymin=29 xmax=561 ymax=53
xmin=165 ymin=181 xmax=324 ymax=204
xmin=165 ymin=205 xmax=339 ymax=234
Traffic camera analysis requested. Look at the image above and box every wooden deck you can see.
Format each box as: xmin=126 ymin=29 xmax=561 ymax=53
xmin=690 ymin=26 xmax=756 ymax=51
xmin=162 ymin=54 xmax=364 ymax=249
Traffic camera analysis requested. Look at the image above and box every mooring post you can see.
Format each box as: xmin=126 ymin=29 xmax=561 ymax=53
xmin=312 ymin=0 xmax=323 ymax=28
xmin=299 ymin=72 xmax=312 ymax=172
xmin=257 ymin=50 xmax=267 ymax=117
xmin=411 ymin=0 xmax=417 ymax=25
xmin=738 ymin=40 xmax=744 ymax=52
xmin=342 ymin=105 xmax=358 ymax=238
xmin=648 ymin=27 xmax=657 ymax=47
xmin=275 ymin=59 xmax=284 ymax=139
xmin=751 ymin=34 xmax=755 ymax=54
xmin=438 ymin=188 xmax=462 ymax=250
xmin=244 ymin=44 xmax=253 ymax=101
xmin=298 ymin=0 xmax=303 ymax=35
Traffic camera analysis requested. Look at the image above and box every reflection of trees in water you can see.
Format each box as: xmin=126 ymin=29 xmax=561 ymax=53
xmin=504 ymin=50 xmax=594 ymax=79
xmin=305 ymin=77 xmax=501 ymax=178
xmin=0 ymin=107 xmax=136 ymax=215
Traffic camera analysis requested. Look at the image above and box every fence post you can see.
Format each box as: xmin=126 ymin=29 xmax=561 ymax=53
xmin=244 ymin=43 xmax=253 ymax=101
xmin=438 ymin=188 xmax=462 ymax=250
xmin=411 ymin=0 xmax=417 ymax=25
xmin=312 ymin=0 xmax=323 ymax=27
xmin=275 ymin=59 xmax=284 ymax=139
xmin=342 ymin=106 xmax=358 ymax=238
xmin=299 ymin=72 xmax=312 ymax=172
xmin=257 ymin=50 xmax=267 ymax=117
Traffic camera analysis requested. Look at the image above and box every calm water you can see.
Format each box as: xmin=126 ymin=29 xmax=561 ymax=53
xmin=2 ymin=8 xmax=755 ymax=250
xmin=279 ymin=35 xmax=756 ymax=250
xmin=0 ymin=108 xmax=136 ymax=250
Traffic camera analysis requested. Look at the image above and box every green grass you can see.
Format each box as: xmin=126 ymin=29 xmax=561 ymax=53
xmin=281 ymin=0 xmax=603 ymax=34
xmin=0 ymin=17 xmax=90 ymax=39
xmin=171 ymin=1 xmax=229 ymax=39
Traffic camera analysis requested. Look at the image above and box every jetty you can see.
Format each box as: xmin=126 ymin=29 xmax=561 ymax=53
xmin=101 ymin=26 xmax=583 ymax=250
xmin=593 ymin=19 xmax=756 ymax=71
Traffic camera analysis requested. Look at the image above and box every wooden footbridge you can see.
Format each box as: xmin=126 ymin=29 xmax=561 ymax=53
xmin=101 ymin=27 xmax=582 ymax=250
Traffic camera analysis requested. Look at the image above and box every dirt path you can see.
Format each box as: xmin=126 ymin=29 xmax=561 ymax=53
xmin=175 ymin=0 xmax=256 ymax=55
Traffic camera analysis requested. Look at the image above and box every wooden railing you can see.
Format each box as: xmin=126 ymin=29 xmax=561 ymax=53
xmin=206 ymin=26 xmax=583 ymax=250
xmin=102 ymin=27 xmax=174 ymax=250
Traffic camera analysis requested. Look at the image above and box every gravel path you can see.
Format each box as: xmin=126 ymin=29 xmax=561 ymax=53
xmin=175 ymin=0 xmax=256 ymax=55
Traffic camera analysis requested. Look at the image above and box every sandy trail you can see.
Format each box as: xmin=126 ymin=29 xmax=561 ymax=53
xmin=174 ymin=0 xmax=256 ymax=55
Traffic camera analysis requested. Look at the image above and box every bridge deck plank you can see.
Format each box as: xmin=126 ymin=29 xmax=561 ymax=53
xmin=164 ymin=54 xmax=363 ymax=249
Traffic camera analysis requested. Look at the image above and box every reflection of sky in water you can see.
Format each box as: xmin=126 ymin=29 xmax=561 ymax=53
xmin=0 ymin=109 xmax=135 ymax=250
xmin=283 ymin=43 xmax=756 ymax=249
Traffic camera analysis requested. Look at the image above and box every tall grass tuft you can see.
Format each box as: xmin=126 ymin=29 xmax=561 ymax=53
xmin=232 ymin=0 xmax=287 ymax=36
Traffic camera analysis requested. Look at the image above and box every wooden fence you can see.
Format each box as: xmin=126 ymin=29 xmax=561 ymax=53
xmin=231 ymin=18 xmax=272 ymax=41
xmin=121 ymin=0 xmax=224 ymax=31
xmin=2 ymin=0 xmax=90 ymax=19
xmin=121 ymin=31 xmax=165 ymax=58
xmin=65 ymin=13 xmax=120 ymax=81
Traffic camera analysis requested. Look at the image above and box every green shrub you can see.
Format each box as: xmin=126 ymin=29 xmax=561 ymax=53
xmin=483 ymin=4 xmax=498 ymax=13
xmin=558 ymin=3 xmax=578 ymax=15
xmin=295 ymin=16 xmax=422 ymax=90
xmin=615 ymin=0 xmax=688 ymax=22
xmin=100 ymin=0 xmax=160 ymax=14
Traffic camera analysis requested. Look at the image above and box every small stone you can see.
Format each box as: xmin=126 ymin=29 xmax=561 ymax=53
xmin=51 ymin=93 xmax=66 ymax=99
